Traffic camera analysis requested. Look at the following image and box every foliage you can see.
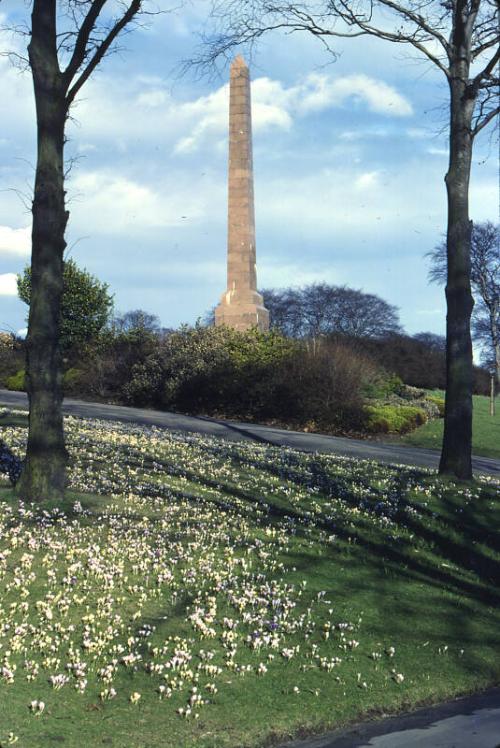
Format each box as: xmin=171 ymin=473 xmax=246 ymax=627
xmin=123 ymin=326 xmax=394 ymax=431
xmin=0 ymin=338 xmax=25 ymax=388
xmin=125 ymin=324 xmax=299 ymax=416
xmin=5 ymin=370 xmax=26 ymax=392
xmin=0 ymin=333 xmax=14 ymax=350
xmin=0 ymin=413 xmax=499 ymax=746
xmin=272 ymin=341 xmax=382 ymax=430
xmin=77 ymin=325 xmax=159 ymax=401
xmin=113 ymin=309 xmax=161 ymax=334
xmin=427 ymin=396 xmax=446 ymax=417
xmin=364 ymin=404 xmax=428 ymax=433
xmin=361 ymin=372 xmax=403 ymax=400
xmin=359 ymin=333 xmax=489 ymax=395
xmin=62 ymin=367 xmax=83 ymax=394
xmin=35 ymin=322 xmax=455 ymax=435
xmin=17 ymin=259 xmax=113 ymax=355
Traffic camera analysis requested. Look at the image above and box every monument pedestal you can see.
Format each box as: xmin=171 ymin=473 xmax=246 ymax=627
xmin=215 ymin=289 xmax=269 ymax=332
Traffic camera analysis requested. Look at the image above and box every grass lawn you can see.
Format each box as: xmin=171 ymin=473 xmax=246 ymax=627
xmin=393 ymin=392 xmax=500 ymax=460
xmin=0 ymin=408 xmax=499 ymax=748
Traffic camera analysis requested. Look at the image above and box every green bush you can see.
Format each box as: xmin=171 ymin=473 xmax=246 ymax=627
xmin=426 ymin=396 xmax=445 ymax=417
xmin=122 ymin=327 xmax=383 ymax=432
xmin=63 ymin=367 xmax=82 ymax=394
xmin=0 ymin=341 xmax=25 ymax=388
xmin=5 ymin=369 xmax=26 ymax=392
xmin=364 ymin=404 xmax=427 ymax=433
xmin=362 ymin=372 xmax=403 ymax=399
xmin=125 ymin=325 xmax=299 ymax=416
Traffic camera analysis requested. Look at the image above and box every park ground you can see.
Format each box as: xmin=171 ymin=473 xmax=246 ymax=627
xmin=391 ymin=392 xmax=500 ymax=460
xmin=0 ymin=409 xmax=499 ymax=748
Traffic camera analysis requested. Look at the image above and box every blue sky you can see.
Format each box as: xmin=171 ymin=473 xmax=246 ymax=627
xmin=0 ymin=1 xmax=498 ymax=344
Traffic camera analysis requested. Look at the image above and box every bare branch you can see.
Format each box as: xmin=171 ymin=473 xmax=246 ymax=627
xmin=471 ymin=45 xmax=500 ymax=89
xmin=372 ymin=0 xmax=450 ymax=52
xmin=62 ymin=0 xmax=107 ymax=89
xmin=66 ymin=0 xmax=142 ymax=105
xmin=473 ymin=104 xmax=500 ymax=137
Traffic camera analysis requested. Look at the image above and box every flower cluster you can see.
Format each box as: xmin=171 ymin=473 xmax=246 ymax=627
xmin=0 ymin=408 xmax=496 ymax=735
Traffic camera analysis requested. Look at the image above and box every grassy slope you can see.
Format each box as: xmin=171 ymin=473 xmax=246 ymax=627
xmin=0 ymin=412 xmax=499 ymax=748
xmin=399 ymin=393 xmax=499 ymax=459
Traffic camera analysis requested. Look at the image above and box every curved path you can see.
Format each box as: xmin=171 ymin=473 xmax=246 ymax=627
xmin=277 ymin=686 xmax=500 ymax=747
xmin=1 ymin=389 xmax=498 ymax=477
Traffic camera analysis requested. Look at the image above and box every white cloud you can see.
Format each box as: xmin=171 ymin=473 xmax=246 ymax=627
xmin=69 ymin=171 xmax=215 ymax=235
xmin=174 ymin=72 xmax=412 ymax=152
xmin=0 ymin=273 xmax=18 ymax=296
xmin=0 ymin=25 xmax=35 ymax=133
xmin=259 ymin=261 xmax=343 ymax=289
xmin=0 ymin=226 xmax=31 ymax=257
xmin=295 ymin=73 xmax=413 ymax=117
xmin=255 ymin=159 xmax=446 ymax=240
xmin=427 ymin=147 xmax=448 ymax=156
xmin=355 ymin=171 xmax=380 ymax=189
xmin=416 ymin=308 xmax=444 ymax=315
xmin=68 ymin=65 xmax=412 ymax=156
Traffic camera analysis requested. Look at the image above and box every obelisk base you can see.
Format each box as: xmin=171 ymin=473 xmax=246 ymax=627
xmin=215 ymin=289 xmax=270 ymax=332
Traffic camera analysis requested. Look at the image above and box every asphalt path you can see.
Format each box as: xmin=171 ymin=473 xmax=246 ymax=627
xmin=1 ymin=389 xmax=499 ymax=477
xmin=277 ymin=687 xmax=500 ymax=748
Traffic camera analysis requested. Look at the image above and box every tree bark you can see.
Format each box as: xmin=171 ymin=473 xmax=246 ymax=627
xmin=439 ymin=67 xmax=475 ymax=480
xmin=490 ymin=306 xmax=500 ymax=385
xmin=16 ymin=1 xmax=69 ymax=501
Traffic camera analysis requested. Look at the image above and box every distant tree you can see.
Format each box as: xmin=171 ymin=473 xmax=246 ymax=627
xmin=113 ymin=309 xmax=161 ymax=335
xmin=262 ymin=283 xmax=401 ymax=339
xmin=261 ymin=287 xmax=304 ymax=336
xmin=17 ymin=259 xmax=113 ymax=356
xmin=427 ymin=222 xmax=499 ymax=382
xmin=413 ymin=332 xmax=447 ymax=353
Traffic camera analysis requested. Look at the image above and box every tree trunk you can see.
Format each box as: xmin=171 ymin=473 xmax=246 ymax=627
xmin=16 ymin=1 xmax=69 ymax=501
xmin=490 ymin=306 xmax=500 ymax=385
xmin=439 ymin=71 xmax=475 ymax=480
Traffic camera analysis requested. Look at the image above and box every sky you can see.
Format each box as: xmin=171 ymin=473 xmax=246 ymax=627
xmin=0 ymin=1 xmax=498 ymax=345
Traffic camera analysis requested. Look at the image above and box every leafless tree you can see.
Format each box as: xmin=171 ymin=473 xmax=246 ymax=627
xmin=262 ymin=283 xmax=401 ymax=339
xmin=428 ymin=221 xmax=499 ymax=382
xmin=195 ymin=0 xmax=499 ymax=479
xmin=5 ymin=1 xmax=159 ymax=501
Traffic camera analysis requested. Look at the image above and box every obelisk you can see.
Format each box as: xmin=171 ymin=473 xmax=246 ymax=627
xmin=215 ymin=55 xmax=269 ymax=331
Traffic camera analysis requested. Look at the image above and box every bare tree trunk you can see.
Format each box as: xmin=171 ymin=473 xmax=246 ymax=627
xmin=490 ymin=308 xmax=500 ymax=385
xmin=16 ymin=1 xmax=69 ymax=500
xmin=439 ymin=71 xmax=475 ymax=480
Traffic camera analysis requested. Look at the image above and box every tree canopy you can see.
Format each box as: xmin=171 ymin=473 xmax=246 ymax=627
xmin=17 ymin=259 xmax=114 ymax=355
xmin=262 ymin=283 xmax=402 ymax=339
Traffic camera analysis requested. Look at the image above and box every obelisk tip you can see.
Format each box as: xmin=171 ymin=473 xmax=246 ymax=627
xmin=231 ymin=54 xmax=248 ymax=69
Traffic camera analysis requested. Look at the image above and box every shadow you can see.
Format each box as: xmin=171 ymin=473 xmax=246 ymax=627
xmin=113 ymin=437 xmax=500 ymax=610
xmin=184 ymin=413 xmax=278 ymax=446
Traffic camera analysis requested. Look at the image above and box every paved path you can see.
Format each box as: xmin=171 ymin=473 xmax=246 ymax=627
xmin=1 ymin=389 xmax=499 ymax=477
xmin=277 ymin=687 xmax=500 ymax=747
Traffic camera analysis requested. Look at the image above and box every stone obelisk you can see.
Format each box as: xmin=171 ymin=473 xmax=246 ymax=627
xmin=215 ymin=55 xmax=269 ymax=332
